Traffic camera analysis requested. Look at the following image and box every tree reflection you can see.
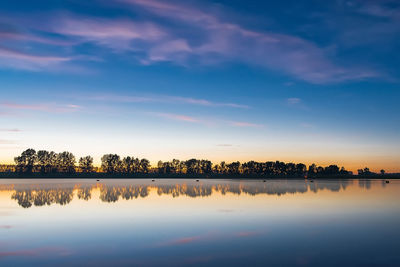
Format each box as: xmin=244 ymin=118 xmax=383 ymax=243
xmin=11 ymin=188 xmax=74 ymax=208
xmin=76 ymin=188 xmax=92 ymax=201
xmin=7 ymin=179 xmax=367 ymax=208
xmin=99 ymin=185 xmax=149 ymax=202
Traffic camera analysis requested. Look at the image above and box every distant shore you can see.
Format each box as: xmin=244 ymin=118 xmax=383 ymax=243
xmin=1 ymin=172 xmax=399 ymax=179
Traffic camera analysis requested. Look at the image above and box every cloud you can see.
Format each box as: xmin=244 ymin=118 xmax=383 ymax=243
xmin=114 ymin=0 xmax=380 ymax=83
xmin=1 ymin=102 xmax=81 ymax=113
xmin=357 ymin=1 xmax=400 ymax=19
xmin=0 ymin=46 xmax=71 ymax=71
xmin=46 ymin=15 xmax=166 ymax=51
xmin=216 ymin=144 xmax=233 ymax=147
xmin=0 ymin=1 xmax=381 ymax=83
xmin=229 ymin=121 xmax=263 ymax=128
xmin=0 ymin=29 xmax=77 ymax=46
xmin=300 ymin=123 xmax=315 ymax=128
xmin=83 ymin=93 xmax=249 ymax=109
xmin=0 ymin=225 xmax=12 ymax=229
xmin=0 ymin=128 xmax=21 ymax=132
xmin=286 ymin=98 xmax=309 ymax=110
xmin=148 ymin=112 xmax=263 ymax=128
xmin=152 ymin=112 xmax=199 ymax=123
xmin=287 ymin=98 xmax=302 ymax=105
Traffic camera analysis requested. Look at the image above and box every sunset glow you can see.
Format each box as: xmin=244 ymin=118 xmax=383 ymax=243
xmin=0 ymin=0 xmax=399 ymax=173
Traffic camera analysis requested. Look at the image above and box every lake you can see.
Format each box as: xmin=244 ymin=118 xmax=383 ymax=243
xmin=0 ymin=179 xmax=399 ymax=266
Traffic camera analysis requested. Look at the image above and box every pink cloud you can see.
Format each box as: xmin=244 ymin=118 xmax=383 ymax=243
xmin=83 ymin=93 xmax=249 ymax=109
xmin=153 ymin=112 xmax=199 ymax=123
xmin=0 ymin=48 xmax=70 ymax=64
xmin=0 ymin=47 xmax=71 ymax=70
xmin=117 ymin=0 xmax=380 ymax=83
xmin=0 ymin=31 xmax=77 ymax=46
xmin=1 ymin=1 xmax=382 ymax=83
xmin=229 ymin=121 xmax=263 ymax=128
xmin=1 ymin=102 xmax=81 ymax=113
xmin=0 ymin=225 xmax=12 ymax=229
xmin=47 ymin=15 xmax=166 ymax=51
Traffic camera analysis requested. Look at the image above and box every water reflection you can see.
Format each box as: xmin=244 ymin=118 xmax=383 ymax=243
xmin=0 ymin=179 xmax=399 ymax=267
xmin=3 ymin=179 xmax=359 ymax=208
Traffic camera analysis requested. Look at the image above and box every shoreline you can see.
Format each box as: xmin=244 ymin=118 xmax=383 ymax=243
xmin=1 ymin=173 xmax=399 ymax=179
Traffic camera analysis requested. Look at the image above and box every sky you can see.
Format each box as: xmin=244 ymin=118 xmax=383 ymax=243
xmin=0 ymin=0 xmax=399 ymax=172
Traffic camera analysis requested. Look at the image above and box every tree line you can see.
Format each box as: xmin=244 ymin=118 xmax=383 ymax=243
xmin=4 ymin=148 xmax=387 ymax=178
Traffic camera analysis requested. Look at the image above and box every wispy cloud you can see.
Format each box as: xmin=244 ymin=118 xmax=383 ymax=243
xmin=1 ymin=102 xmax=81 ymax=113
xmin=0 ymin=128 xmax=21 ymax=132
xmin=287 ymin=98 xmax=302 ymax=105
xmin=0 ymin=46 xmax=71 ymax=71
xmin=83 ymin=93 xmax=249 ymax=109
xmin=113 ymin=0 xmax=380 ymax=83
xmin=0 ymin=1 xmax=382 ymax=83
xmin=152 ymin=112 xmax=199 ymax=123
xmin=148 ymin=112 xmax=262 ymax=128
xmin=357 ymin=1 xmax=400 ymax=19
xmin=216 ymin=144 xmax=233 ymax=147
xmin=228 ymin=121 xmax=263 ymax=128
xmin=300 ymin=123 xmax=315 ymax=129
xmin=46 ymin=14 xmax=166 ymax=51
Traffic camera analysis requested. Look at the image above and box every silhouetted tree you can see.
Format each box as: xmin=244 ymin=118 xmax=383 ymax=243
xmin=8 ymin=149 xmax=361 ymax=178
xmin=101 ymin=154 xmax=121 ymax=174
xmin=185 ymin=159 xmax=200 ymax=174
xmin=308 ymin=163 xmax=317 ymax=178
xmin=14 ymin=149 xmax=37 ymax=173
xmin=79 ymin=156 xmax=94 ymax=173
xmin=140 ymin=159 xmax=150 ymax=173
xmin=57 ymin=151 xmax=76 ymax=173
xmin=227 ymin=161 xmax=240 ymax=174
xmin=37 ymin=150 xmax=49 ymax=173
xmin=122 ymin=156 xmax=135 ymax=174
xmin=200 ymin=160 xmax=212 ymax=174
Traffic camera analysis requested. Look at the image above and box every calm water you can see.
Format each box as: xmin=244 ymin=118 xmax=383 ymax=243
xmin=0 ymin=179 xmax=399 ymax=266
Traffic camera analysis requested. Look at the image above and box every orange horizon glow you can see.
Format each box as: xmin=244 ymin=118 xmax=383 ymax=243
xmin=0 ymin=156 xmax=399 ymax=173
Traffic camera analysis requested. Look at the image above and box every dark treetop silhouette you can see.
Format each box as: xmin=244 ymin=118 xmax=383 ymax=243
xmin=0 ymin=148 xmax=394 ymax=178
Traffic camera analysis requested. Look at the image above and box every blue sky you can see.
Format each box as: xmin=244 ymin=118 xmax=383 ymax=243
xmin=0 ymin=0 xmax=399 ymax=171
